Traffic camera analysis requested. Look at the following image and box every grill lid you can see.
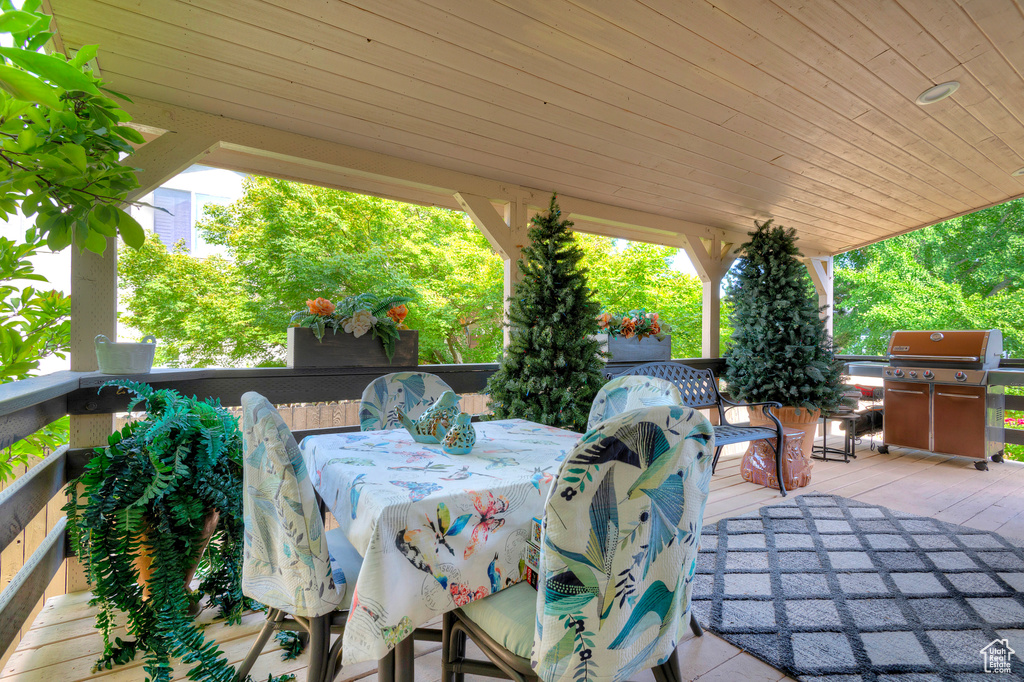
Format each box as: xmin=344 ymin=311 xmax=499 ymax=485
xmin=887 ymin=329 xmax=1002 ymax=369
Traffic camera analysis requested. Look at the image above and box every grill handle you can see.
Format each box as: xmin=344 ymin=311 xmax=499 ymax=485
xmin=888 ymin=353 xmax=980 ymax=362
xmin=935 ymin=392 xmax=980 ymax=399
xmin=887 ymin=388 xmax=926 ymax=395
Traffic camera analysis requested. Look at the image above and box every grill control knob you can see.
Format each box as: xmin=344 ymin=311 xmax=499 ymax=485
xmin=884 ymin=369 xmax=892 ymax=376
xmin=955 ymin=371 xmax=967 ymax=382
xmin=923 ymin=370 xmax=934 ymax=379
xmin=894 ymin=369 xmax=904 ymax=378
xmin=909 ymin=371 xmax=918 ymax=378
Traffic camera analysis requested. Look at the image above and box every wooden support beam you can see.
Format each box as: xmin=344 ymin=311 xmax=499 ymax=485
xmin=685 ymin=235 xmax=738 ymax=359
xmin=455 ymin=191 xmax=531 ymax=346
xmin=804 ymin=256 xmax=835 ymax=338
xmin=126 ymin=131 xmax=221 ymax=203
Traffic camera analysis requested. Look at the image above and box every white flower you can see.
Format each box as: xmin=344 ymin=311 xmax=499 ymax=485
xmin=343 ymin=309 xmax=377 ymax=338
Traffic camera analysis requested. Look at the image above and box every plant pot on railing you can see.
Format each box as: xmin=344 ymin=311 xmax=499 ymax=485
xmin=94 ymin=334 xmax=156 ymax=374
xmin=606 ymin=334 xmax=672 ymax=362
xmin=287 ymin=327 xmax=419 ymax=368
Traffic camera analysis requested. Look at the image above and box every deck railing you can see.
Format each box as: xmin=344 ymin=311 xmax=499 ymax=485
xmin=0 ymin=357 xmax=728 ymax=661
xmin=0 ymin=354 xmax=1021 ymax=662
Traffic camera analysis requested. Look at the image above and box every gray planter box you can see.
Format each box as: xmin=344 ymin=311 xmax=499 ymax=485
xmin=287 ymin=327 xmax=418 ymax=368
xmin=606 ymin=334 xmax=671 ymax=362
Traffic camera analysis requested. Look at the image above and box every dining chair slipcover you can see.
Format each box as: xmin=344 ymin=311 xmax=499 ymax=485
xmin=241 ymin=391 xmax=346 ymax=618
xmin=533 ymin=404 xmax=714 ymax=682
xmin=359 ymin=371 xmax=456 ymax=431
xmin=585 ymin=375 xmax=682 ymax=431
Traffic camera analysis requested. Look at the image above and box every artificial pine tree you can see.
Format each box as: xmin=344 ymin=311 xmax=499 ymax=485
xmin=486 ymin=194 xmax=606 ymax=431
xmin=724 ymin=220 xmax=845 ymax=413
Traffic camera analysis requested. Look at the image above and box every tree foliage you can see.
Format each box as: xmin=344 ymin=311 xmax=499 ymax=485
xmin=835 ymin=197 xmax=1024 ymax=357
xmin=0 ymin=2 xmax=146 ymax=253
xmin=575 ymin=235 xmax=728 ymax=357
xmin=64 ymin=380 xmax=245 ymax=682
xmin=486 ymin=195 xmax=606 ymax=431
xmin=724 ymin=220 xmax=844 ymax=412
xmin=0 ymin=228 xmax=69 ymax=479
xmin=118 ymin=177 xmax=504 ymax=366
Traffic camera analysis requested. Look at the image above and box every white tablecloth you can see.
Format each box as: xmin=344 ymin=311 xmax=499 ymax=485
xmin=300 ymin=419 xmax=581 ymax=665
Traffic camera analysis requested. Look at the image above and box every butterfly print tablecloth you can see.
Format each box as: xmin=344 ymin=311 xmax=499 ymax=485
xmin=300 ymin=419 xmax=581 ymax=665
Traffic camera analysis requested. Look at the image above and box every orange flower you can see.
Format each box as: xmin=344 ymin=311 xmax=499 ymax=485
xmin=650 ymin=321 xmax=661 ymax=336
xmin=597 ymin=312 xmax=612 ymax=329
xmin=647 ymin=312 xmax=659 ymax=323
xmin=387 ymin=304 xmax=408 ymax=324
xmin=620 ymin=318 xmax=636 ymax=338
xmin=307 ymin=297 xmax=335 ymax=316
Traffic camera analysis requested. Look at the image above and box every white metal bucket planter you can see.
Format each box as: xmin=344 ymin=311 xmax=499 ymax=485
xmin=94 ymin=335 xmax=157 ymax=374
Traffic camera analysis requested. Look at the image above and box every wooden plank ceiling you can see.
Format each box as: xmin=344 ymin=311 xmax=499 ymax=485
xmin=48 ymin=0 xmax=1024 ymax=255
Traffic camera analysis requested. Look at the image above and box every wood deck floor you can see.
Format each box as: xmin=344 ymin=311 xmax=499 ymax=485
xmin=5 ymin=436 xmax=1024 ymax=682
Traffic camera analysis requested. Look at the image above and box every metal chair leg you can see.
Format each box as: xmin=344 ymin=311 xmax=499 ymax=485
xmin=233 ymin=608 xmax=283 ymax=682
xmin=441 ymin=611 xmax=457 ymax=682
xmin=306 ymin=616 xmax=331 ymax=682
xmin=689 ymin=610 xmax=704 ymax=637
xmin=711 ymin=445 xmax=723 ymax=473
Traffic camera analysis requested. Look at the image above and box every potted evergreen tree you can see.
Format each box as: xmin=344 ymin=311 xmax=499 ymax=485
xmin=723 ymin=220 xmax=845 ymax=458
xmin=486 ymin=194 xmax=606 ymax=432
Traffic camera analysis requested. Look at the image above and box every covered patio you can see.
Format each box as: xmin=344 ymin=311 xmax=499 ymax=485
xmin=4 ymin=0 xmax=1024 ymax=680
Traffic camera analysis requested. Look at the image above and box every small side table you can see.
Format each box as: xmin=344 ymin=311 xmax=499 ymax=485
xmin=813 ymin=413 xmax=859 ymax=463
xmin=741 ymin=426 xmax=811 ymax=491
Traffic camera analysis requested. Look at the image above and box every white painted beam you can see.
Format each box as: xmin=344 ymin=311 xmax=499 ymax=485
xmin=126 ymin=132 xmax=221 ymax=202
xmin=685 ymin=235 xmax=737 ymax=359
xmin=804 ymin=256 xmax=835 ymax=338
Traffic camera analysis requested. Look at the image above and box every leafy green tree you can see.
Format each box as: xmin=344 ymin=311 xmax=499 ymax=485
xmin=835 ymin=197 xmax=1024 ymax=358
xmin=119 ymin=177 xmax=503 ymax=366
xmin=0 ymin=2 xmax=146 ymax=253
xmin=486 ymin=195 xmax=605 ymax=431
xmin=0 ymin=228 xmax=69 ymax=479
xmin=576 ymin=235 xmax=729 ymax=357
xmin=724 ymin=220 xmax=844 ymax=412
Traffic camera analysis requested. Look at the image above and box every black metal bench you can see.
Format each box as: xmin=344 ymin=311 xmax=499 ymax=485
xmin=615 ymin=361 xmax=788 ymax=495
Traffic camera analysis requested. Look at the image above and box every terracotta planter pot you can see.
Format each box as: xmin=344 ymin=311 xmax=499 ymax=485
xmin=750 ymin=405 xmax=820 ymax=461
xmin=287 ymin=327 xmax=418 ymax=368
xmin=134 ymin=509 xmax=220 ymax=601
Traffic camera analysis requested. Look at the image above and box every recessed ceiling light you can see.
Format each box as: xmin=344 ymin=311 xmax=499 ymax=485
xmin=916 ymin=81 xmax=960 ymax=105
xmin=1013 ymin=167 xmax=1024 ymax=177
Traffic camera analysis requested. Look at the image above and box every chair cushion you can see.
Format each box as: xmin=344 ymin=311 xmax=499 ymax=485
xmin=459 ymin=581 xmax=538 ymax=659
xmin=713 ymin=424 xmax=778 ymax=446
xmin=325 ymin=527 xmax=363 ymax=610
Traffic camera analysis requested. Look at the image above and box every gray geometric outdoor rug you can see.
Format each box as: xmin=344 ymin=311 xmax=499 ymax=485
xmin=693 ymin=493 xmax=1024 ymax=681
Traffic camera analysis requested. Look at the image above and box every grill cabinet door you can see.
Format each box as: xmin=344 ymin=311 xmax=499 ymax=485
xmin=932 ymin=384 xmax=986 ymax=459
xmin=884 ymin=381 xmax=930 ymax=450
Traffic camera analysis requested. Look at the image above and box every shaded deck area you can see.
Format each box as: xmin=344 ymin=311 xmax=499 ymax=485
xmin=6 ymin=439 xmax=1024 ymax=682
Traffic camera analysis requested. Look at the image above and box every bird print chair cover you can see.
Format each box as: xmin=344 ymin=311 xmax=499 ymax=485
xmin=359 ymin=372 xmax=456 ymax=431
xmin=241 ymin=391 xmax=345 ymax=618
xmin=586 ymin=376 xmax=683 ymax=432
xmin=533 ymin=405 xmax=714 ymax=682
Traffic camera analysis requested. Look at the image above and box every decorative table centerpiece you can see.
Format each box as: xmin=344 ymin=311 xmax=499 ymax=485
xmin=597 ymin=308 xmax=673 ymax=362
xmin=287 ymin=292 xmax=418 ymax=367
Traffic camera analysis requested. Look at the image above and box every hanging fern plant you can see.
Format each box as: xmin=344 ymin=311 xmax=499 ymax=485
xmin=64 ymin=380 xmax=246 ymax=682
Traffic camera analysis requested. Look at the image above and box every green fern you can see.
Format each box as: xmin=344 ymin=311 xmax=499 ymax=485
xmin=64 ymin=380 xmax=246 ymax=682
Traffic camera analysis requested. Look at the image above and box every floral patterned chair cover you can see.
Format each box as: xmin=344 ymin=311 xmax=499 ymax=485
xmin=585 ymin=375 xmax=682 ymax=432
xmin=533 ymin=404 xmax=714 ymax=682
xmin=359 ymin=372 xmax=457 ymax=431
xmin=241 ymin=391 xmax=346 ymax=618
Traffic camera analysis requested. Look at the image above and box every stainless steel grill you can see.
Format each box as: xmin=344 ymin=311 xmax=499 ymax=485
xmin=881 ymin=330 xmax=1005 ymax=470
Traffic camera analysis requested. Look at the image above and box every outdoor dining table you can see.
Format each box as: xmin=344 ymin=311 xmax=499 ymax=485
xmin=299 ymin=418 xmax=582 ymax=681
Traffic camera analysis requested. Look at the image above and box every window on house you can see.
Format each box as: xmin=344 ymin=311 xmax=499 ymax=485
xmin=153 ymin=188 xmax=192 ymax=251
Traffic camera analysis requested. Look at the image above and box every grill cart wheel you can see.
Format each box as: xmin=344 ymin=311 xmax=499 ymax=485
xmin=877 ymin=444 xmax=889 ymax=454
xmin=992 ymin=452 xmax=1005 ymax=463
xmin=975 ymin=460 xmax=989 ymax=471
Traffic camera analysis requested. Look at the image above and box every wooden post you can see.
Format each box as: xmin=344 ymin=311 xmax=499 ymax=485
xmin=805 ymin=256 xmax=834 ymax=338
xmin=685 ymin=235 xmax=736 ymax=359
xmin=454 ymin=191 xmax=530 ymax=346
xmin=66 ymin=243 xmax=118 ymax=593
